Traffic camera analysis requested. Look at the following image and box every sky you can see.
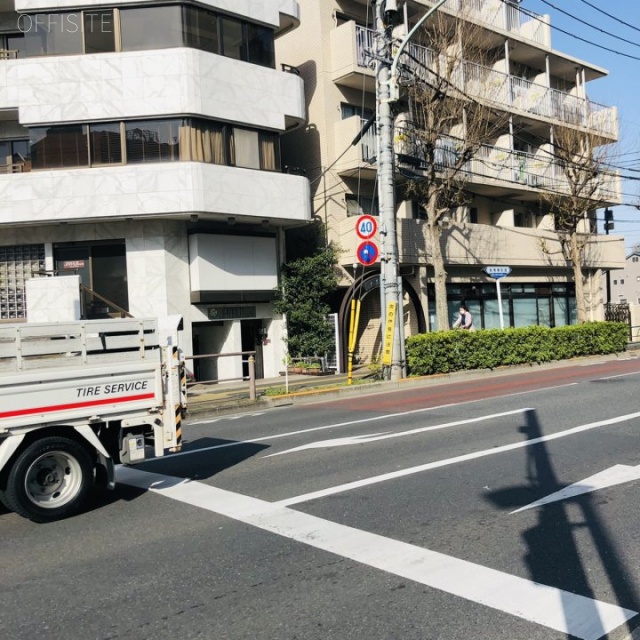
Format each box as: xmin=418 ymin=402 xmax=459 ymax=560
xmin=523 ymin=0 xmax=640 ymax=251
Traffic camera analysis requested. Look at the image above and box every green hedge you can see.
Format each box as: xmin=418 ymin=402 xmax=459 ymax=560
xmin=406 ymin=322 xmax=629 ymax=376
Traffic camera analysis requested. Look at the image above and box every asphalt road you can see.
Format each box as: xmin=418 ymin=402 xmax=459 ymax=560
xmin=3 ymin=355 xmax=640 ymax=640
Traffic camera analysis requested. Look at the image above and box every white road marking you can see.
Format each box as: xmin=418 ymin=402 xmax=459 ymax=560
xmin=116 ymin=467 xmax=637 ymax=640
xmin=173 ymin=384 xmax=578 ymax=461
xmin=512 ymin=464 xmax=640 ymax=514
xmin=276 ymin=410 xmax=640 ymax=508
xmin=186 ymin=412 xmax=265 ymax=427
xmin=597 ymin=371 xmax=640 ymax=381
xmin=264 ymin=408 xmax=532 ymax=458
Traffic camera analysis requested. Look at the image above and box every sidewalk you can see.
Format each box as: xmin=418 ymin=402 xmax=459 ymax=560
xmin=185 ymin=349 xmax=640 ymax=418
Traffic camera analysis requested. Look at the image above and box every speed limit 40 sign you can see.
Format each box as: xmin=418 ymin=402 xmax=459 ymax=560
xmin=355 ymin=215 xmax=378 ymax=240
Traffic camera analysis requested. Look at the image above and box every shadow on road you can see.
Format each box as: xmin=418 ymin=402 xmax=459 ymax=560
xmin=134 ymin=437 xmax=269 ymax=482
xmin=485 ymin=409 xmax=640 ymax=639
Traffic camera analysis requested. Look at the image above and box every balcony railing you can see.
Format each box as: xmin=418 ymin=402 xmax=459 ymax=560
xmin=395 ymin=130 xmax=621 ymax=203
xmin=354 ymin=25 xmax=617 ymax=138
xmin=436 ymin=0 xmax=549 ymax=47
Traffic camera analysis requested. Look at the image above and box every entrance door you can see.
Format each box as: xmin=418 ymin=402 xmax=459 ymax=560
xmin=537 ymin=296 xmax=552 ymax=327
xmin=241 ymin=320 xmax=264 ymax=379
xmin=55 ymin=242 xmax=128 ymax=318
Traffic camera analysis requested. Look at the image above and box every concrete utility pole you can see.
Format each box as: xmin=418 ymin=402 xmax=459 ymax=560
xmin=375 ymin=0 xmax=403 ymax=381
xmin=375 ymin=0 xmax=449 ymax=380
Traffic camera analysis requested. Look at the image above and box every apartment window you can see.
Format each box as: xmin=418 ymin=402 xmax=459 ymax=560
xmin=412 ymin=201 xmax=427 ymax=220
xmin=514 ymin=212 xmax=531 ymax=228
xmin=0 ymin=139 xmax=30 ymax=170
xmin=23 ymin=13 xmax=84 ymax=56
xmin=621 ymin=279 xmax=625 ymax=285
xmin=613 ymin=280 xmax=617 ymax=285
xmin=230 ymin=128 xmax=259 ymax=169
xmin=28 ymin=117 xmax=280 ymax=171
xmin=247 ymin=23 xmax=275 ymax=68
xmin=220 ymin=16 xmax=245 ymax=60
xmin=633 ymin=257 xmax=639 ymax=263
xmin=183 ymin=6 xmax=219 ymax=54
xmin=30 ymin=125 xmax=88 ymax=169
xmin=120 ymin=6 xmax=184 ymax=51
xmin=341 ymin=103 xmax=375 ymax=121
xmin=90 ymin=122 xmax=122 ymax=165
xmin=469 ymin=207 xmax=478 ymax=224
xmin=2 ymin=33 xmax=25 ymax=58
xmin=84 ymin=10 xmax=115 ymax=54
xmin=346 ymin=194 xmax=379 ymax=217
xmin=125 ymin=120 xmax=180 ymax=163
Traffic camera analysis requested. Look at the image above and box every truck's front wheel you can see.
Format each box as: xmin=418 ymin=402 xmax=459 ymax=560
xmin=4 ymin=437 xmax=94 ymax=523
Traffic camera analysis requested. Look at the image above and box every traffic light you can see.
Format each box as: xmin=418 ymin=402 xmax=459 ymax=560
xmin=604 ymin=208 xmax=614 ymax=232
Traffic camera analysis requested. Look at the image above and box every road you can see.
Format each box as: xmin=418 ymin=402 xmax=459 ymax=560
xmin=3 ymin=355 xmax=640 ymax=640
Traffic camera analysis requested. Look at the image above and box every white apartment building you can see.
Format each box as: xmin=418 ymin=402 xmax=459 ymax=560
xmin=0 ymin=0 xmax=311 ymax=380
xmin=277 ymin=0 xmax=625 ymax=364
xmin=609 ymin=250 xmax=640 ymax=305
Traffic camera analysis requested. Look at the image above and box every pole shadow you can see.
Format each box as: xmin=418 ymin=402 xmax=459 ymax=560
xmin=484 ymin=409 xmax=640 ymax=639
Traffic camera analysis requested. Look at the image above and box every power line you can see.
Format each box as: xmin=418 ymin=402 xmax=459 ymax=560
xmin=536 ymin=0 xmax=640 ymax=52
xmin=577 ymin=0 xmax=640 ymax=35
xmin=504 ymin=0 xmax=640 ymax=62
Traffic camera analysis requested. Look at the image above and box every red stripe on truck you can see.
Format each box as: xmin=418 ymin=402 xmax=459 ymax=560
xmin=0 ymin=393 xmax=157 ymax=419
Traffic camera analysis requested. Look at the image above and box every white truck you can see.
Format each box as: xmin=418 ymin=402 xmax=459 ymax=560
xmin=0 ymin=317 xmax=186 ymax=522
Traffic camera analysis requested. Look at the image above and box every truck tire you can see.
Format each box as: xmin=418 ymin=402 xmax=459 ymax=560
xmin=3 ymin=437 xmax=94 ymax=523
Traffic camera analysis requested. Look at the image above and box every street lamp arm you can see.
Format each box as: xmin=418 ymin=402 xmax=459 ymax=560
xmin=389 ymin=0 xmax=450 ymax=101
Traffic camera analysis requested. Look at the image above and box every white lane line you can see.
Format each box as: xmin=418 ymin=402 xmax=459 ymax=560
xmin=276 ymin=410 xmax=640 ymax=508
xmin=597 ymin=371 xmax=640 ymax=381
xmin=512 ymin=464 xmax=640 ymax=514
xmin=170 ymin=383 xmax=579 ymax=461
xmin=186 ymin=412 xmax=266 ymax=426
xmin=264 ymin=408 xmax=532 ymax=458
xmin=116 ymin=467 xmax=636 ymax=640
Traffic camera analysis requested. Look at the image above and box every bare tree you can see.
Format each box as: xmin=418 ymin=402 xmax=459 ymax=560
xmin=399 ymin=12 xmax=509 ymax=330
xmin=539 ymin=123 xmax=616 ymax=323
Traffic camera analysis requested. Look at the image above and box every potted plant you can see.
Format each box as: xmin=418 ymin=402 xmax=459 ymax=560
xmin=307 ymin=362 xmax=323 ymax=375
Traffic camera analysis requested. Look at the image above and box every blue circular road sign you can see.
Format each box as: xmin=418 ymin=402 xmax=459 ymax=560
xmin=357 ymin=241 xmax=379 ymax=266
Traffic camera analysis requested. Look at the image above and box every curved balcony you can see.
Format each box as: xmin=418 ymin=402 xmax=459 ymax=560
xmin=0 ymin=48 xmax=306 ymax=130
xmin=0 ymin=162 xmax=311 ymax=226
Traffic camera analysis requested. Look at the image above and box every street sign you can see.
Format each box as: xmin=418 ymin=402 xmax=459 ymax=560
xmin=382 ymin=301 xmax=397 ymax=366
xmin=355 ymin=215 xmax=378 ymax=240
xmin=356 ymin=241 xmax=379 ymax=266
xmin=483 ymin=266 xmax=512 ymax=280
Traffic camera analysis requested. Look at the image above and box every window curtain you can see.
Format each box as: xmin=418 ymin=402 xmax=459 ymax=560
xmin=259 ymin=134 xmax=277 ymax=171
xmin=179 ymin=120 xmax=225 ymax=164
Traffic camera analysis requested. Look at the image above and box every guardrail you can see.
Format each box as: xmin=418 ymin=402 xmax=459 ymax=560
xmin=183 ymin=350 xmax=257 ymax=400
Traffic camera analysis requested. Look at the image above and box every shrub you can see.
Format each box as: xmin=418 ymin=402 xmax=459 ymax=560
xmin=406 ymin=322 xmax=628 ymax=377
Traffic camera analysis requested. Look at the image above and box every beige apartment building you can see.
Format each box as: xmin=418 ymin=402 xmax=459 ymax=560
xmin=277 ymin=0 xmax=624 ymax=364
xmin=609 ymin=250 xmax=640 ymax=305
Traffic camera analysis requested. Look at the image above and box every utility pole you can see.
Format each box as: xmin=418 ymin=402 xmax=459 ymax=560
xmin=375 ymin=0 xmax=403 ymax=381
xmin=375 ymin=0 xmax=449 ymax=380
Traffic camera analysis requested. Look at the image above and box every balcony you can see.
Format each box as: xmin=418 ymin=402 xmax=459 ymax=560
xmin=330 ymin=21 xmax=375 ymax=92
xmin=435 ymin=0 xmax=551 ymax=48
xmin=333 ymin=116 xmax=377 ymax=179
xmin=0 ymin=48 xmax=306 ymax=130
xmin=337 ymin=216 xmax=624 ymax=271
xmin=0 ymin=162 xmax=311 ymax=227
xmin=345 ymin=25 xmax=617 ymax=139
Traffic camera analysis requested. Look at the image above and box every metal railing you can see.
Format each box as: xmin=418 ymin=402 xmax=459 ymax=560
xmin=353 ymin=25 xmax=617 ymax=137
xmin=183 ymin=350 xmax=257 ymax=401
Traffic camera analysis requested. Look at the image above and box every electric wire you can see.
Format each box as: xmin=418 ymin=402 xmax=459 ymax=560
xmin=577 ymin=0 xmax=640 ymax=36
xmin=536 ymin=0 xmax=640 ymax=52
